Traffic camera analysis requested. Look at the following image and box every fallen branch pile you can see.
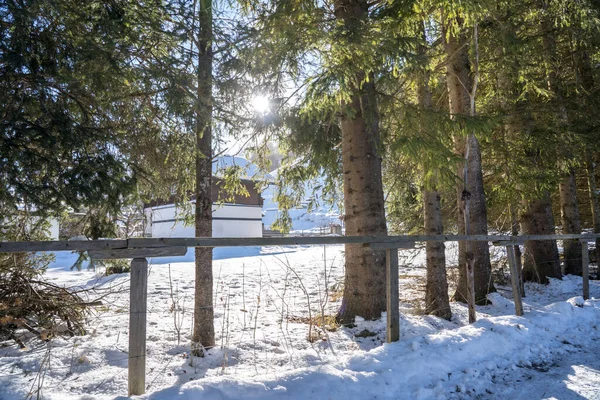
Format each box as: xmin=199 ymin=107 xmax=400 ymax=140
xmin=0 ymin=256 xmax=90 ymax=348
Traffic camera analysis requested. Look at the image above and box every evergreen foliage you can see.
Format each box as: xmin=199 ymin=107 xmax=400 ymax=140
xmin=0 ymin=0 xmax=189 ymax=215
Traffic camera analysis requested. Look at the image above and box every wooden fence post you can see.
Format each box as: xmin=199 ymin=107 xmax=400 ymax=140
xmin=386 ymin=248 xmax=400 ymax=343
xmin=515 ymin=244 xmax=525 ymax=298
xmin=506 ymin=246 xmax=524 ymax=316
xmin=129 ymin=257 xmax=148 ymax=396
xmin=465 ymin=244 xmax=477 ymax=323
xmin=582 ymin=241 xmax=590 ymax=300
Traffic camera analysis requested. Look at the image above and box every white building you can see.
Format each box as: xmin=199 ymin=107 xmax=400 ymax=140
xmin=143 ymin=185 xmax=263 ymax=238
xmin=48 ymin=218 xmax=59 ymax=240
xmin=144 ymin=156 xmax=267 ymax=238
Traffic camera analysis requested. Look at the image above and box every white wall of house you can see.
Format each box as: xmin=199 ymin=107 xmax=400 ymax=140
xmin=145 ymin=202 xmax=263 ymax=238
xmin=22 ymin=216 xmax=59 ymax=240
xmin=49 ymin=218 xmax=59 ymax=240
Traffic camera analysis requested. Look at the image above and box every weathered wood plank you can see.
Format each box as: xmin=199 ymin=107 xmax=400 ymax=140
xmin=1 ymin=233 xmax=600 ymax=254
xmin=128 ymin=234 xmax=600 ymax=249
xmin=465 ymin=243 xmax=477 ymax=324
xmin=386 ymin=248 xmax=400 ymax=343
xmin=128 ymin=235 xmax=505 ymax=249
xmin=492 ymin=240 xmax=523 ymax=246
xmin=0 ymin=239 xmax=127 ymax=253
xmin=582 ymin=241 xmax=590 ymax=300
xmin=127 ymin=236 xmax=420 ymax=249
xmin=89 ymin=247 xmax=187 ymax=260
xmin=129 ymin=258 xmax=148 ymax=396
xmin=368 ymin=241 xmax=415 ymax=250
xmin=506 ymin=246 xmax=524 ymax=316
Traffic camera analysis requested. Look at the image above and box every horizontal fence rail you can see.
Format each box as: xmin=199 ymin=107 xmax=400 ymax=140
xmin=2 ymin=233 xmax=600 ymax=253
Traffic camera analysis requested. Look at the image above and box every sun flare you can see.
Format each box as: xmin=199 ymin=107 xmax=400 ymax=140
xmin=251 ymin=95 xmax=270 ymax=114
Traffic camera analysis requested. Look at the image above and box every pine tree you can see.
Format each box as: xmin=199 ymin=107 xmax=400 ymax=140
xmin=0 ymin=1 xmax=180 ymax=214
xmin=416 ymin=21 xmax=451 ymax=320
xmin=479 ymin=2 xmax=562 ymax=283
xmin=238 ymin=0 xmax=390 ymax=321
xmin=333 ymin=0 xmax=388 ymax=322
xmin=192 ymin=0 xmax=216 ymax=354
xmin=539 ymin=7 xmax=583 ymax=274
xmin=441 ymin=10 xmax=494 ymax=304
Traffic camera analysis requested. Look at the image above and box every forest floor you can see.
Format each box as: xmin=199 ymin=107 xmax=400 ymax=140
xmin=1 ymin=244 xmax=600 ymax=399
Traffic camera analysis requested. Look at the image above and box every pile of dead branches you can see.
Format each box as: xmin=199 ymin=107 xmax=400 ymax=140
xmin=0 ymin=255 xmax=90 ymax=348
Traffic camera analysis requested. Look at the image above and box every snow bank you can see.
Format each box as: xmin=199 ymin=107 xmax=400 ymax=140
xmin=149 ymin=295 xmax=600 ymax=400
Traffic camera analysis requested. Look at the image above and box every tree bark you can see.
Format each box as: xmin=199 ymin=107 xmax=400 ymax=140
xmin=539 ymin=4 xmax=582 ymax=275
xmin=586 ymin=155 xmax=600 ymax=266
xmin=575 ymin=35 xmax=600 ymax=268
xmin=417 ymin=21 xmax=451 ymax=320
xmin=520 ymin=192 xmax=561 ymax=283
xmin=424 ymin=190 xmax=451 ymax=319
xmin=560 ymin=169 xmax=582 ymax=275
xmin=192 ymin=0 xmax=215 ymax=354
xmin=335 ymin=0 xmax=388 ymax=322
xmin=443 ymin=18 xmax=494 ymax=304
xmin=502 ymin=92 xmax=561 ymax=284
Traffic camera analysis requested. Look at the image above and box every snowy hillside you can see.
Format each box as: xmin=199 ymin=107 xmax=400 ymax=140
xmin=1 ymin=245 xmax=600 ymax=399
xmin=262 ymin=184 xmax=342 ymax=233
xmin=212 ymin=155 xmax=273 ymax=181
xmin=210 ymin=156 xmax=342 ymax=233
xmin=262 ymin=167 xmax=342 ymax=233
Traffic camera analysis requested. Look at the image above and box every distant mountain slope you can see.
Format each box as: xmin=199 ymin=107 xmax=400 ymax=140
xmin=262 ymin=166 xmax=341 ymax=232
xmin=212 ymin=155 xmax=273 ymax=181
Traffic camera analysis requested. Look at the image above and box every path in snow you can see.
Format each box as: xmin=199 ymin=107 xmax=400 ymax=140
xmin=497 ymin=346 xmax=600 ymax=400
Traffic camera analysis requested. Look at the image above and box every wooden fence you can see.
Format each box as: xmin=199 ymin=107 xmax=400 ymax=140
xmin=1 ymin=233 xmax=599 ymax=395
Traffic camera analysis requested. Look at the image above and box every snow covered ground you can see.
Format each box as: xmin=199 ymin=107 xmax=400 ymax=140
xmin=1 ymin=245 xmax=600 ymax=400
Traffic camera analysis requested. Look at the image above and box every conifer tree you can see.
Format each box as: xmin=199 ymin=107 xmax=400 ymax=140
xmin=379 ymin=12 xmax=455 ymax=320
xmin=333 ymin=0 xmax=388 ymax=322
xmin=239 ymin=0 xmax=390 ymax=321
xmin=0 ymin=0 xmax=181 ymax=215
xmin=539 ymin=2 xmax=583 ymax=275
xmin=478 ymin=1 xmax=562 ymax=283
xmin=441 ymin=9 xmax=494 ymax=304
xmin=192 ymin=0 xmax=216 ymax=354
xmin=416 ymin=20 xmax=451 ymax=320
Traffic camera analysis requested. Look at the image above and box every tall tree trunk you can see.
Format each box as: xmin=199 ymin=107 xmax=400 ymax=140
xmin=335 ymin=0 xmax=388 ymax=322
xmin=443 ymin=18 xmax=494 ymax=304
xmin=192 ymin=0 xmax=215 ymax=354
xmin=495 ymin=8 xmax=561 ymax=285
xmin=575 ymin=41 xmax=600 ymax=268
xmin=502 ymin=97 xmax=561 ymax=283
xmin=424 ymin=190 xmax=451 ymax=319
xmin=560 ymin=169 xmax=582 ymax=275
xmin=540 ymin=3 xmax=582 ymax=275
xmin=586 ymin=155 xmax=600 ymax=266
xmin=418 ymin=22 xmax=450 ymax=320
xmin=520 ymin=192 xmax=561 ymax=283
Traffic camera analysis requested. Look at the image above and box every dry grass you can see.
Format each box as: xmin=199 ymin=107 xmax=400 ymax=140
xmin=288 ymin=314 xmax=340 ymax=332
xmin=398 ymin=273 xmax=427 ymax=315
xmin=288 ymin=313 xmax=341 ymax=342
xmin=329 ymin=287 xmax=344 ymax=303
